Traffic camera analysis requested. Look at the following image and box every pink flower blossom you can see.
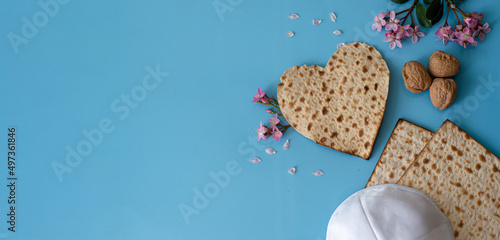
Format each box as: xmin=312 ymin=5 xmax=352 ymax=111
xmin=271 ymin=125 xmax=283 ymax=142
xmin=477 ymin=23 xmax=491 ymax=41
xmin=464 ymin=17 xmax=478 ymax=29
xmin=269 ymin=113 xmax=280 ymax=125
xmin=385 ymin=11 xmax=400 ymax=31
xmin=257 ymin=122 xmax=268 ymax=141
xmin=435 ymin=26 xmax=453 ymax=45
xmin=454 ymin=27 xmax=477 ymax=48
xmin=383 ymin=31 xmax=402 ymax=50
xmin=409 ymin=25 xmax=425 ymax=43
xmin=471 ymin=11 xmax=484 ymax=23
xmin=395 ymin=24 xmax=411 ymax=39
xmin=252 ymin=87 xmax=266 ymax=103
xmin=372 ymin=12 xmax=386 ymax=32
xmin=265 ymin=109 xmax=276 ymax=114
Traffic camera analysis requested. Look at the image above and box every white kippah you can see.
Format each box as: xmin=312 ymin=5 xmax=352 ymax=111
xmin=326 ymin=184 xmax=454 ymax=240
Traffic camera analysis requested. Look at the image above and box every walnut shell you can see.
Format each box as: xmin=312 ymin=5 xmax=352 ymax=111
xmin=428 ymin=51 xmax=460 ymax=78
xmin=402 ymin=61 xmax=432 ymax=93
xmin=429 ymin=78 xmax=457 ymax=110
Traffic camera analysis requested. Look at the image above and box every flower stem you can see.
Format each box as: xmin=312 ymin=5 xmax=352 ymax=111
xmin=444 ymin=5 xmax=450 ymax=26
xmin=452 ymin=8 xmax=461 ymax=24
xmin=454 ymin=5 xmax=467 ymax=16
xmin=395 ymin=9 xmax=409 ymax=16
xmin=401 ymin=0 xmax=418 ymax=26
xmin=279 ymin=125 xmax=291 ymax=132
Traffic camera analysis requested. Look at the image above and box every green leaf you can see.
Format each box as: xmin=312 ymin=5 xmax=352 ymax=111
xmin=426 ymin=0 xmax=443 ymax=24
xmin=416 ymin=4 xmax=432 ymax=28
xmin=390 ymin=0 xmax=410 ymax=3
xmin=430 ymin=1 xmax=444 ymax=25
xmin=423 ymin=0 xmax=432 ymax=4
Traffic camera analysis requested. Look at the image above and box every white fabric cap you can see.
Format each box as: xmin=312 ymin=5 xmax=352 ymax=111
xmin=326 ymin=184 xmax=454 ymax=240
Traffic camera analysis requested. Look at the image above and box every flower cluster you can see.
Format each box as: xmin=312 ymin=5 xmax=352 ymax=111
xmin=373 ymin=10 xmax=425 ymax=50
xmin=252 ymin=87 xmax=291 ymax=142
xmin=435 ymin=9 xmax=491 ymax=48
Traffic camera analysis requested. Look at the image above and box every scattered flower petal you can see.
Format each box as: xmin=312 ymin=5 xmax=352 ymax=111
xmin=250 ymin=158 xmax=262 ymax=164
xmin=265 ymin=148 xmax=276 ymax=155
xmin=337 ymin=42 xmax=345 ymax=49
xmin=288 ymin=13 xmax=299 ymax=20
xmin=333 ymin=30 xmax=343 ymax=35
xmin=283 ymin=139 xmax=290 ymax=150
xmin=286 ymin=31 xmax=295 ymax=38
xmin=312 ymin=170 xmax=324 ymax=176
xmin=330 ymin=12 xmax=337 ymax=22
xmin=288 ymin=167 xmax=296 ymax=175
xmin=313 ymin=19 xmax=322 ymax=25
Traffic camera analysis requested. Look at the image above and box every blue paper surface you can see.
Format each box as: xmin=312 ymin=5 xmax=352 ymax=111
xmin=0 ymin=0 xmax=499 ymax=239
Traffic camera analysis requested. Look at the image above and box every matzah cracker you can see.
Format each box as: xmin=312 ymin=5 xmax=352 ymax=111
xmin=366 ymin=119 xmax=433 ymax=187
xmin=397 ymin=120 xmax=500 ymax=239
xmin=277 ymin=43 xmax=390 ymax=159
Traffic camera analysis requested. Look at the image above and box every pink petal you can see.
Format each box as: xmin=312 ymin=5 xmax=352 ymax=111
xmin=283 ymin=139 xmax=290 ymax=150
xmin=312 ymin=170 xmax=324 ymax=176
xmin=288 ymin=167 xmax=296 ymax=175
xmin=389 ymin=41 xmax=396 ymax=50
xmin=333 ymin=30 xmax=342 ymax=35
xmin=286 ymin=31 xmax=295 ymax=38
xmin=288 ymin=13 xmax=299 ymax=20
xmin=372 ymin=23 xmax=378 ymax=31
xmin=265 ymin=148 xmax=276 ymax=155
xmin=412 ymin=35 xmax=418 ymax=43
xmin=396 ymin=41 xmax=402 ymax=48
xmin=337 ymin=42 xmax=345 ymax=49
xmin=313 ymin=19 xmax=322 ymax=25
xmin=330 ymin=12 xmax=337 ymax=22
xmin=250 ymin=158 xmax=261 ymax=164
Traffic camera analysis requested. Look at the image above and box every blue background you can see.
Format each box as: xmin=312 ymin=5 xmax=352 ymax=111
xmin=1 ymin=0 xmax=499 ymax=239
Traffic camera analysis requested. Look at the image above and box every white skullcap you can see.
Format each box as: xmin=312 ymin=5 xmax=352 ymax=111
xmin=326 ymin=184 xmax=454 ymax=240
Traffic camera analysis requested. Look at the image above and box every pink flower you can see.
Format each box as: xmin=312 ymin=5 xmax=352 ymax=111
xmin=372 ymin=12 xmax=386 ymax=32
xmin=471 ymin=11 xmax=484 ymax=23
xmin=477 ymin=23 xmax=491 ymax=41
xmin=269 ymin=113 xmax=280 ymax=125
xmin=464 ymin=17 xmax=478 ymax=29
xmin=271 ymin=125 xmax=283 ymax=142
xmin=454 ymin=27 xmax=477 ymax=48
xmin=257 ymin=122 xmax=268 ymax=141
xmin=265 ymin=109 xmax=276 ymax=114
xmin=409 ymin=25 xmax=425 ymax=43
xmin=435 ymin=26 xmax=452 ymax=45
xmin=395 ymin=24 xmax=411 ymax=39
xmin=252 ymin=87 xmax=266 ymax=103
xmin=385 ymin=11 xmax=400 ymax=31
xmin=383 ymin=31 xmax=402 ymax=50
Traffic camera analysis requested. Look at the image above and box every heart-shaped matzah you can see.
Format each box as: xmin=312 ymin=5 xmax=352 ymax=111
xmin=277 ymin=42 xmax=390 ymax=159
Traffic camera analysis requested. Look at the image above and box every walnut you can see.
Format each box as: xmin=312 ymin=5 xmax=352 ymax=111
xmin=428 ymin=51 xmax=460 ymax=78
xmin=402 ymin=61 xmax=432 ymax=93
xmin=429 ymin=78 xmax=457 ymax=110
